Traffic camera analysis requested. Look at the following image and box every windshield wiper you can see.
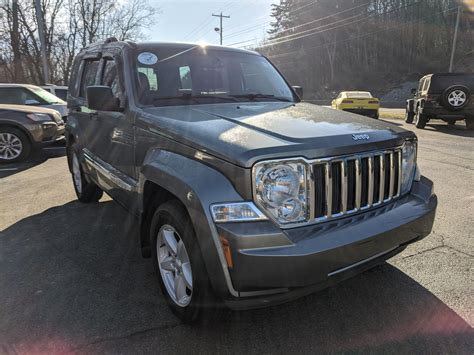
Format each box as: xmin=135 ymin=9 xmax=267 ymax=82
xmin=153 ymin=94 xmax=239 ymax=105
xmin=230 ymin=93 xmax=292 ymax=102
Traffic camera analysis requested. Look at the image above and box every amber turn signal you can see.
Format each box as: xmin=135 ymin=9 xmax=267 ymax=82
xmin=220 ymin=236 xmax=233 ymax=269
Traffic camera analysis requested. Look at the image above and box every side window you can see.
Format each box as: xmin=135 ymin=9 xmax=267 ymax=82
xmin=102 ymin=59 xmax=120 ymax=97
xmin=80 ymin=60 xmax=100 ymax=98
xmin=179 ymin=66 xmax=192 ymax=90
xmin=336 ymin=93 xmax=342 ymax=99
xmin=417 ymin=79 xmax=425 ymax=93
xmin=422 ymin=78 xmax=431 ymax=92
xmin=55 ymin=89 xmax=68 ymax=101
xmin=0 ymin=88 xmax=42 ymax=105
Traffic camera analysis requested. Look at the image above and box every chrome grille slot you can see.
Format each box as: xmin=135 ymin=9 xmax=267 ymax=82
xmin=312 ymin=148 xmax=402 ymax=222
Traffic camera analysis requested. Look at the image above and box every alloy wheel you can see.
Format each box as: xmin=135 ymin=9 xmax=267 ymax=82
xmin=447 ymin=90 xmax=467 ymax=107
xmin=156 ymin=224 xmax=193 ymax=307
xmin=0 ymin=132 xmax=23 ymax=161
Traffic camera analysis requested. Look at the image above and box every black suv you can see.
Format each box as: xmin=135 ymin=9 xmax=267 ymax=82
xmin=66 ymin=39 xmax=437 ymax=322
xmin=405 ymin=73 xmax=474 ymax=129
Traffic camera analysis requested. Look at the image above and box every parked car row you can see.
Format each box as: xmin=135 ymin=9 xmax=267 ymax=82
xmin=0 ymin=84 xmax=67 ymax=163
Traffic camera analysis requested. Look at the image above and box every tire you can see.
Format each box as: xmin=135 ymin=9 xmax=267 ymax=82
xmin=0 ymin=127 xmax=31 ymax=163
xmin=466 ymin=118 xmax=474 ymax=130
xmin=150 ymin=200 xmax=219 ymax=323
xmin=441 ymin=85 xmax=471 ymax=111
xmin=405 ymin=111 xmax=415 ymax=124
xmin=414 ymin=108 xmax=427 ymax=129
xmin=446 ymin=119 xmax=456 ymax=125
xmin=68 ymin=147 xmax=103 ymax=203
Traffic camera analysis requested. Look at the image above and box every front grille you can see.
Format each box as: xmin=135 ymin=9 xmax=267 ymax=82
xmin=310 ymin=148 xmax=402 ymax=221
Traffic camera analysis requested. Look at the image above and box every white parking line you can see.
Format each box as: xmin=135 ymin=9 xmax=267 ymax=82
xmin=0 ymin=168 xmax=18 ymax=171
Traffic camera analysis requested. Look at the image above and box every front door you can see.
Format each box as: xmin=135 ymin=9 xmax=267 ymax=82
xmin=89 ymin=52 xmax=137 ymax=208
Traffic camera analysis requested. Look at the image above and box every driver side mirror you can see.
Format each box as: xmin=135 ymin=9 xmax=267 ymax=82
xmin=86 ymin=86 xmax=120 ymax=112
xmin=292 ymin=86 xmax=303 ymax=99
xmin=410 ymin=88 xmax=417 ymax=95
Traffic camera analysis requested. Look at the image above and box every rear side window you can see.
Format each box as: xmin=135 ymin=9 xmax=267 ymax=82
xmin=80 ymin=60 xmax=100 ymax=98
xmin=55 ymin=89 xmax=68 ymax=101
xmin=0 ymin=87 xmax=44 ymax=105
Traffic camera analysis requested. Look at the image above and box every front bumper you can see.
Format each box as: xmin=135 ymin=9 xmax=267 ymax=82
xmin=32 ymin=122 xmax=65 ymax=146
xmin=217 ymin=177 xmax=437 ymax=309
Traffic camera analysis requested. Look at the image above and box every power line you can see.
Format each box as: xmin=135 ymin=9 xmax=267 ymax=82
xmin=270 ymin=6 xmax=458 ymax=66
xmin=225 ymin=1 xmax=370 ymax=42
xmin=260 ymin=1 xmax=421 ymax=49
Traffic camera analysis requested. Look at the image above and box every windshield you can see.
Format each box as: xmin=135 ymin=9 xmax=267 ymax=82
xmin=29 ymin=86 xmax=65 ymax=104
xmin=134 ymin=47 xmax=295 ymax=106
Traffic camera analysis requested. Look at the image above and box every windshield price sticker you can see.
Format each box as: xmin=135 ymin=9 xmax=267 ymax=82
xmin=137 ymin=52 xmax=158 ymax=65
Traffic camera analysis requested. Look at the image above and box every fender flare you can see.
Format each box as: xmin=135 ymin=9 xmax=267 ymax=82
xmin=138 ymin=149 xmax=245 ymax=298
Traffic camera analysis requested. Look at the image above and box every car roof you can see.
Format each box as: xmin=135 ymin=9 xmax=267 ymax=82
xmin=421 ymin=73 xmax=474 ymax=79
xmin=0 ymin=104 xmax=60 ymax=114
xmin=81 ymin=38 xmax=261 ymax=57
xmin=341 ymin=91 xmax=372 ymax=94
xmin=134 ymin=41 xmax=260 ymax=56
xmin=0 ymin=83 xmax=42 ymax=89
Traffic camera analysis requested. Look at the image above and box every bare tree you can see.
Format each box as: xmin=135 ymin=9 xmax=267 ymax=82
xmin=0 ymin=0 xmax=159 ymax=85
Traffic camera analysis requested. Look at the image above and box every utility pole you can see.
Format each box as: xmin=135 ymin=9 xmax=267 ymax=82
xmin=212 ymin=12 xmax=230 ymax=45
xmin=34 ymin=0 xmax=50 ymax=83
xmin=449 ymin=6 xmax=461 ymax=73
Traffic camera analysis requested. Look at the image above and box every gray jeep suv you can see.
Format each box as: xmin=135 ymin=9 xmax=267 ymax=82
xmin=66 ymin=39 xmax=437 ymax=322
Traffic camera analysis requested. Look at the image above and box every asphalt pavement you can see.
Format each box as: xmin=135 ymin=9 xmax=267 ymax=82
xmin=0 ymin=117 xmax=473 ymax=354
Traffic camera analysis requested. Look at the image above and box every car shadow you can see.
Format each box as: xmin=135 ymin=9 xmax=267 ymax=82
xmin=0 ymin=201 xmax=472 ymax=353
xmin=381 ymin=118 xmax=474 ymax=138
xmin=423 ymin=122 xmax=474 ymax=137
xmin=0 ymin=143 xmax=66 ymax=179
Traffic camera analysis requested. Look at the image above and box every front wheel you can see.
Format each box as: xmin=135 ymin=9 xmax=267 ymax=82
xmin=68 ymin=148 xmax=103 ymax=203
xmin=405 ymin=111 xmax=414 ymax=124
xmin=0 ymin=127 xmax=31 ymax=163
xmin=151 ymin=200 xmax=218 ymax=323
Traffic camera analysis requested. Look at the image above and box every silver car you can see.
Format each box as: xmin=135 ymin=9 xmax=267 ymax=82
xmin=0 ymin=83 xmax=68 ymax=120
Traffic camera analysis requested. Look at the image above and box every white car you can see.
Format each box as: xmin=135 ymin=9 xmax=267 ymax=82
xmin=0 ymin=83 xmax=67 ymax=119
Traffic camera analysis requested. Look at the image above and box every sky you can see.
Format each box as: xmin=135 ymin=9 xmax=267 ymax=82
xmin=146 ymin=0 xmax=277 ymax=48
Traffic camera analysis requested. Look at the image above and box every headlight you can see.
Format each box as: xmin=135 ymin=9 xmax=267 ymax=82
xmin=401 ymin=140 xmax=417 ymax=194
xmin=26 ymin=113 xmax=52 ymax=122
xmin=254 ymin=160 xmax=308 ymax=224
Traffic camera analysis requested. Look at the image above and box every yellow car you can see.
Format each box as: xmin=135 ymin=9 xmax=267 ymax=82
xmin=331 ymin=91 xmax=380 ymax=119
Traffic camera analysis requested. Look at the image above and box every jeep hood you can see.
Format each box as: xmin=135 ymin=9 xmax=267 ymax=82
xmin=142 ymin=102 xmax=413 ymax=168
